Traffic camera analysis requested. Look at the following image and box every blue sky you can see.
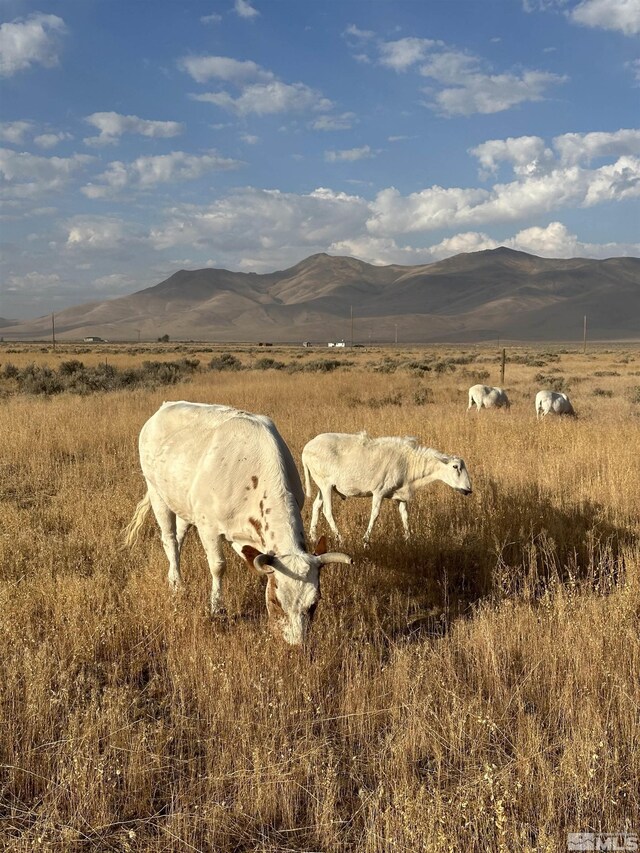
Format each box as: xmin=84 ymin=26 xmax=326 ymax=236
xmin=1 ymin=0 xmax=639 ymax=319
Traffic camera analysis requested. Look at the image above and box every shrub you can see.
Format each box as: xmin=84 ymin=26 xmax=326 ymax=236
xmin=58 ymin=359 xmax=85 ymax=376
xmin=534 ymin=373 xmax=567 ymax=392
xmin=592 ymin=388 xmax=613 ymax=398
xmin=209 ymin=353 xmax=242 ymax=371
xmin=253 ymin=358 xmax=286 ymax=370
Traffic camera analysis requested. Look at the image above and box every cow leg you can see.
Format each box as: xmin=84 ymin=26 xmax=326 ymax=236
xmin=363 ymin=493 xmax=384 ymax=544
xmin=309 ymin=491 xmax=323 ymax=540
xmin=147 ymin=484 xmax=182 ymax=592
xmin=397 ymin=500 xmax=410 ymax=540
xmin=197 ymin=526 xmax=227 ymax=614
xmin=320 ymin=486 xmax=342 ymax=544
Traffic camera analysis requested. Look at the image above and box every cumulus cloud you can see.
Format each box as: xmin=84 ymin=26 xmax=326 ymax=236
xmin=0 ymin=121 xmax=35 ymax=145
xmin=83 ymin=112 xmax=184 ymax=147
xmin=372 ymin=34 xmax=566 ymax=116
xmin=65 ymin=216 xmax=143 ymax=251
xmin=0 ymin=12 xmax=67 ymax=77
xmin=570 ymin=0 xmax=640 ymax=35
xmin=309 ymin=112 xmax=357 ymax=131
xmin=34 ymin=131 xmax=72 ymax=149
xmin=234 ymin=0 xmax=260 ymax=20
xmin=147 ymin=186 xmax=370 ymax=257
xmin=325 ymin=145 xmax=373 ymax=162
xmin=201 ymin=12 xmax=222 ymax=24
xmin=429 ymin=69 xmax=566 ymax=116
xmin=191 ymin=81 xmax=332 ymax=116
xmin=178 ymin=55 xmax=272 ymax=84
xmin=182 ymin=54 xmax=333 ymax=117
xmin=366 ymin=145 xmax=640 ymax=236
xmin=81 ymin=151 xmax=243 ymax=198
xmin=470 ymin=129 xmax=640 ymax=177
xmin=0 ymin=147 xmax=92 ymax=201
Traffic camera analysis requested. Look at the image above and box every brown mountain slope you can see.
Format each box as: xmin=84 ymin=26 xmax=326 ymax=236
xmin=2 ymin=248 xmax=638 ymax=342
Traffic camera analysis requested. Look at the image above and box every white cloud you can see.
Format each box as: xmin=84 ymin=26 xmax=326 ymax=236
xmin=373 ymin=35 xmax=566 ymax=116
xmin=325 ymin=145 xmax=374 ymax=162
xmin=201 ymin=12 xmax=222 ymax=24
xmin=429 ymin=69 xmax=566 ymax=116
xmin=81 ymin=151 xmax=243 ymax=198
xmin=570 ymin=0 xmax=640 ymax=35
xmin=192 ymin=81 xmax=332 ymax=115
xmin=552 ymin=129 xmax=640 ymax=165
xmin=627 ymin=58 xmax=640 ymax=84
xmin=309 ymin=112 xmax=356 ymax=131
xmin=0 ymin=121 xmax=34 ymax=145
xmin=6 ymin=270 xmax=61 ymax=292
xmin=234 ymin=0 xmax=260 ymax=19
xmin=34 ymin=131 xmax=72 ymax=149
xmin=0 ymin=147 xmax=92 ymax=201
xmin=343 ymin=24 xmax=375 ymax=40
xmin=83 ymin=112 xmax=184 ymax=147
xmin=147 ymin=186 xmax=370 ymax=256
xmin=470 ymin=136 xmax=555 ymax=176
xmin=240 ymin=133 xmax=259 ymax=144
xmin=65 ymin=216 xmax=140 ymax=251
xmin=0 ymin=13 xmax=66 ymax=77
xmin=379 ymin=37 xmax=438 ymax=71
xmin=366 ymin=145 xmax=640 ymax=236
xmin=178 ymin=55 xmax=272 ymax=84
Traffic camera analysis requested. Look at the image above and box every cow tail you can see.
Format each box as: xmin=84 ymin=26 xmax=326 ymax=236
xmin=302 ymin=457 xmax=313 ymax=498
xmin=123 ymin=491 xmax=151 ymax=548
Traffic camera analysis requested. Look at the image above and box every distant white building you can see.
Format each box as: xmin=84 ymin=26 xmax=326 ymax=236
xmin=83 ymin=336 xmax=106 ymax=343
xmin=327 ymin=340 xmax=346 ymax=348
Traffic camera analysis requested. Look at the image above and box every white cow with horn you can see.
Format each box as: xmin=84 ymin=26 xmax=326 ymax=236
xmin=124 ymin=401 xmax=352 ymax=645
xmin=302 ymin=432 xmax=472 ymax=544
xmin=468 ymin=384 xmax=510 ymax=411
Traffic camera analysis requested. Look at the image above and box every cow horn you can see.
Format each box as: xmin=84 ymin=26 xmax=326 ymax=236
xmin=318 ymin=552 xmax=353 ymax=566
xmin=254 ymin=553 xmax=275 ymax=574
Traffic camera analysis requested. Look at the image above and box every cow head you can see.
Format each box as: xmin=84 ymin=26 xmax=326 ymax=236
xmin=241 ymin=536 xmax=352 ymax=645
xmin=443 ymin=456 xmax=473 ymax=495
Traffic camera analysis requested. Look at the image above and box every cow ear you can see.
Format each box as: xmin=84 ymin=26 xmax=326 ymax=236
xmin=241 ymin=545 xmax=261 ymax=564
xmin=241 ymin=545 xmax=275 ymax=575
xmin=314 ymin=535 xmax=328 ymax=556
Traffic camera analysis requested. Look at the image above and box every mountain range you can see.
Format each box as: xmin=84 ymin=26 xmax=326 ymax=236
xmin=2 ymin=247 xmax=638 ymax=343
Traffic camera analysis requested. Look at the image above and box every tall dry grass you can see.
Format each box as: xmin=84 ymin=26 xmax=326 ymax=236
xmin=0 ymin=344 xmax=639 ymax=851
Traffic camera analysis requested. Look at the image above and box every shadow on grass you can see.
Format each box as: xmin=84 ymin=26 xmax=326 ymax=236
xmin=333 ymin=481 xmax=634 ymax=644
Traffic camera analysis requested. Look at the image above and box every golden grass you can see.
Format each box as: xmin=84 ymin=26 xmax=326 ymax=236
xmin=1 ymin=344 xmax=639 ymax=851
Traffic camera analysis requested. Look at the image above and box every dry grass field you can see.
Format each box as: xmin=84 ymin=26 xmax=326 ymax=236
xmin=1 ymin=342 xmax=639 ymax=852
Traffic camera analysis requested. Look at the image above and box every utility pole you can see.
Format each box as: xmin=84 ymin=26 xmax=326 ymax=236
xmin=500 ymin=347 xmax=506 ymax=386
xmin=51 ymin=313 xmax=56 ymax=352
xmin=350 ymin=305 xmax=354 ymax=348
xmin=135 ymin=328 xmax=141 ymax=344
xmin=394 ymin=323 xmax=398 ymax=345
xmin=583 ymin=315 xmax=587 ymax=354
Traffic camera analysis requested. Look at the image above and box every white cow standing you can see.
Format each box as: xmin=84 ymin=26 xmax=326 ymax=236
xmin=302 ymin=432 xmax=472 ymax=544
xmin=535 ymin=390 xmax=576 ymax=419
xmin=124 ymin=401 xmax=352 ymax=645
xmin=468 ymin=384 xmax=510 ymax=411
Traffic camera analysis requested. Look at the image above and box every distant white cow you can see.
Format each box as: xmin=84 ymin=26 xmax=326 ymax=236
xmin=535 ymin=390 xmax=576 ymax=419
xmin=124 ymin=402 xmax=352 ymax=645
xmin=302 ymin=432 xmax=472 ymax=544
xmin=468 ymin=384 xmax=510 ymax=411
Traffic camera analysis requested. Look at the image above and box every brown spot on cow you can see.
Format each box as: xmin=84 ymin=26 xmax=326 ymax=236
xmin=266 ymin=575 xmax=286 ymax=624
xmin=259 ymin=499 xmax=264 ymax=515
xmin=251 ymin=476 xmax=259 ymax=489
xmin=248 ymin=517 xmax=265 ymax=546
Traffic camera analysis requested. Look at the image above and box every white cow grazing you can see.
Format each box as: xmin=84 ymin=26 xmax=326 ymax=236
xmin=124 ymin=402 xmax=352 ymax=645
xmin=468 ymin=384 xmax=510 ymax=411
xmin=302 ymin=432 xmax=472 ymax=544
xmin=535 ymin=390 xmax=576 ymax=419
